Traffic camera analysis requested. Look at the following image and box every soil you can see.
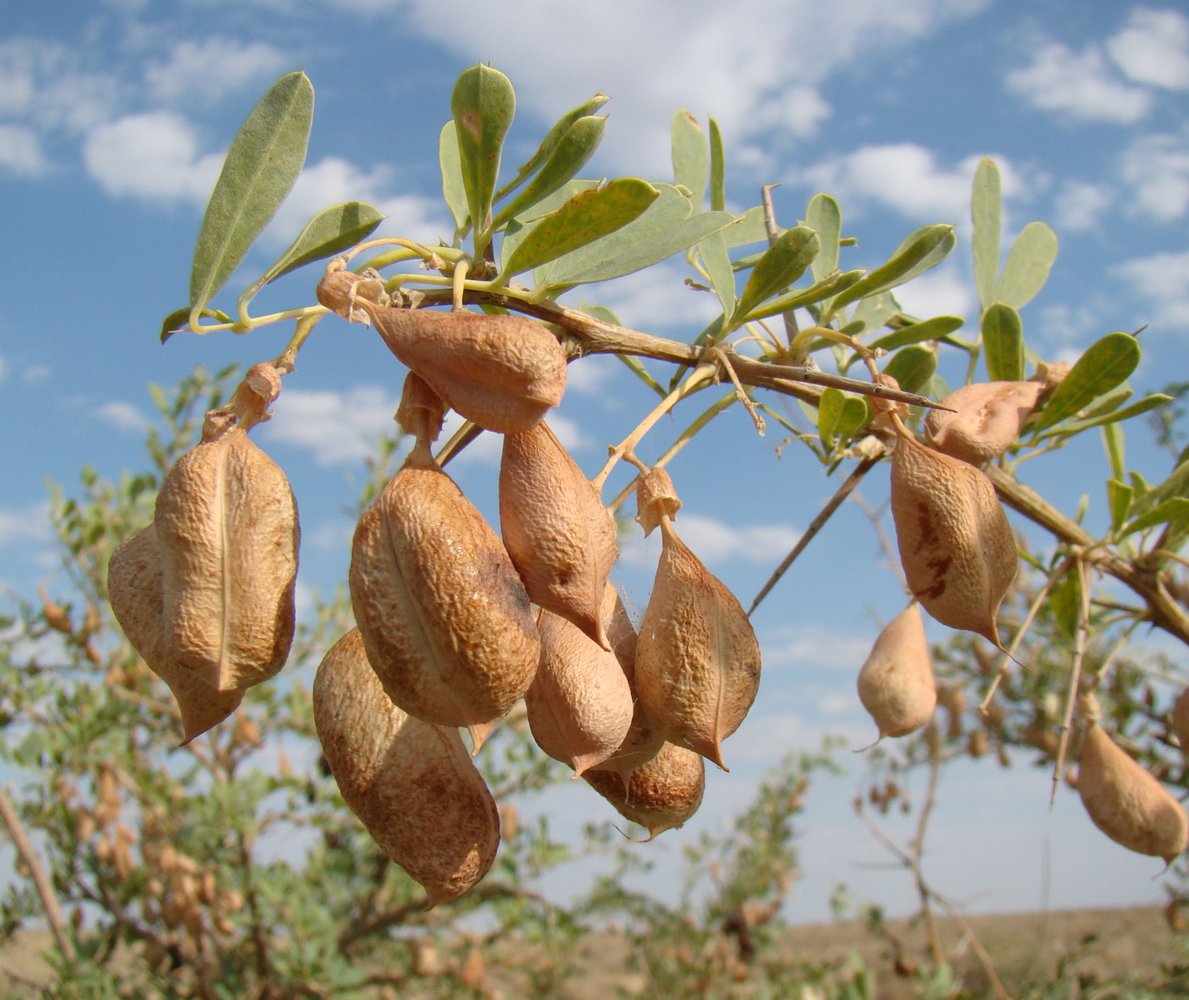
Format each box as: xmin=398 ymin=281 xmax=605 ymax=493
xmin=1 ymin=905 xmax=1184 ymax=997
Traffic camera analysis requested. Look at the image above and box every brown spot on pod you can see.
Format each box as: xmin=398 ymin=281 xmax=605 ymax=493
xmin=499 ymin=421 xmax=618 ymax=648
xmin=155 ymin=409 xmax=300 ymax=693
xmin=925 ymin=380 xmax=1042 ymax=466
xmin=583 ymin=740 xmax=705 ymax=840
xmin=317 ymin=270 xmax=566 ymax=433
xmin=349 ymin=422 xmax=540 ymax=752
xmin=525 ymin=604 xmax=634 ymax=777
xmin=633 ymin=469 xmax=761 ymax=771
xmin=857 ymin=602 xmax=937 ymax=740
xmin=107 ymin=525 xmax=243 ymax=744
xmin=889 ymin=431 xmax=1016 ymax=646
xmin=312 ymin=629 xmax=500 ymax=906
xmin=1078 ymin=696 xmax=1188 ymax=864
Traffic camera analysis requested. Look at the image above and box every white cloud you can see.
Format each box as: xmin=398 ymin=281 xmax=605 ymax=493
xmin=1006 ymin=42 xmax=1152 ymax=124
xmin=1112 ymin=251 xmax=1189 ymax=330
xmin=0 ymin=125 xmax=48 ymax=177
xmin=762 ymin=623 xmax=873 ymax=672
xmin=263 ymin=385 xmax=401 ymax=466
xmin=145 ymin=38 xmax=289 ymax=106
xmin=0 ymin=501 xmax=52 ymax=547
xmin=0 ymin=39 xmax=120 ymax=134
xmin=892 ymin=261 xmax=976 ymax=320
xmin=1053 ymin=180 xmax=1113 ymax=232
xmin=95 ymin=400 xmax=152 ymax=433
xmin=1119 ymin=131 xmax=1189 ymax=221
xmin=1107 ymin=7 xmax=1189 ymax=91
xmin=83 ymin=111 xmax=223 ymax=204
xmin=546 ymin=412 xmax=595 ymax=454
xmin=619 ymin=511 xmax=798 ymax=568
xmin=588 ymin=261 xmax=723 ymax=336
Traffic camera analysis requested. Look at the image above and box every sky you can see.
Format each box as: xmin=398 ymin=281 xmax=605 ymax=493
xmin=2 ymin=1 xmax=1188 ymax=925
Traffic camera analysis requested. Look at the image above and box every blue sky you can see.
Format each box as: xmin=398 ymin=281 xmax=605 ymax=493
xmin=2 ymin=1 xmax=1188 ymax=922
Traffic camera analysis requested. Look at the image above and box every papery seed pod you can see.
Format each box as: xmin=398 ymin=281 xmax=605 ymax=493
xmin=857 ymin=602 xmax=937 ymax=740
xmin=583 ymin=741 xmax=705 ymax=840
xmin=156 ymin=368 xmax=299 ymax=693
xmin=633 ymin=470 xmax=761 ymax=771
xmin=107 ymin=525 xmax=243 ymax=743
xmin=525 ymin=607 xmax=634 ymax=776
xmin=1171 ymin=687 xmax=1189 ymax=754
xmin=350 ymin=436 xmax=539 ymax=751
xmin=500 ymin=421 xmax=618 ymax=648
xmin=925 ymin=381 xmax=1042 ymax=466
xmin=1078 ymin=697 xmax=1188 ymax=864
xmin=313 ymin=629 xmax=501 ymax=906
xmin=317 ymin=269 xmax=567 ymax=433
xmin=889 ymin=431 xmax=1017 ymax=646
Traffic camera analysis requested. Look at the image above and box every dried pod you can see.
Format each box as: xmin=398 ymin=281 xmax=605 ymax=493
xmin=525 ymin=607 xmax=634 ymax=776
xmin=634 ymin=470 xmax=761 ymax=771
xmin=107 ymin=525 xmax=243 ymax=743
xmin=317 ymin=269 xmax=566 ymax=433
xmin=350 ymin=445 xmax=540 ymax=751
xmin=500 ymin=421 xmax=618 ymax=648
xmin=155 ymin=372 xmax=299 ymax=692
xmin=890 ymin=431 xmax=1017 ymax=645
xmin=312 ymin=628 xmax=501 ymax=905
xmin=857 ymin=602 xmax=937 ymax=740
xmin=925 ymin=381 xmax=1042 ymax=466
xmin=1172 ymin=687 xmax=1189 ymax=754
xmin=583 ymin=741 xmax=705 ymax=840
xmin=1078 ymin=702 xmax=1188 ymax=864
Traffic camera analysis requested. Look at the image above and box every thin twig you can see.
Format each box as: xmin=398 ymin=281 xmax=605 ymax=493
xmin=1052 ymin=559 xmax=1092 ymax=808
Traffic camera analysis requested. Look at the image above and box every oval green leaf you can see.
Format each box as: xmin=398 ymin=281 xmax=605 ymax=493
xmin=493 ymin=116 xmax=606 ymax=229
xmin=807 ymin=193 xmax=841 ymax=282
xmin=189 ymin=71 xmax=314 ymax=316
xmin=1032 ymin=332 xmax=1141 ymax=432
xmin=1121 ymin=497 xmax=1189 ymax=537
xmin=993 ymin=221 xmax=1057 ymax=309
xmin=982 ymin=302 xmax=1024 ymax=381
xmin=251 ymin=202 xmax=383 ymax=289
xmin=1107 ymin=478 xmax=1133 ymax=534
xmin=882 ymin=344 xmax=937 ymax=396
xmin=971 ymin=158 xmax=1001 ymax=311
xmin=671 ymin=110 xmax=707 ymax=207
xmin=494 ymin=92 xmax=608 ymax=204
xmin=830 ymin=224 xmax=955 ymax=310
xmin=868 ymin=315 xmax=965 ymax=354
xmin=452 ymin=64 xmax=515 ymax=240
xmin=709 ymin=117 xmax=726 ymax=213
xmin=731 ymin=225 xmax=819 ymax=327
xmin=699 ymin=229 xmax=736 ymax=317
xmin=439 ymin=121 xmax=469 ymax=234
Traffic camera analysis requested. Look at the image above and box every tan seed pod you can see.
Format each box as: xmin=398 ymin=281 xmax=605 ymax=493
xmin=107 ymin=525 xmax=243 ymax=744
xmin=1171 ymin=687 xmax=1189 ymax=753
xmin=925 ymin=380 xmax=1042 ymax=466
xmin=500 ymin=421 xmax=618 ymax=648
xmin=317 ymin=269 xmax=567 ymax=433
xmin=890 ymin=431 xmax=1017 ymax=646
xmin=1078 ymin=699 xmax=1188 ymax=864
xmin=312 ymin=628 xmax=501 ymax=906
xmin=155 ymin=370 xmax=299 ymax=693
xmin=525 ymin=607 xmax=634 ymax=776
xmin=857 ymin=602 xmax=937 ymax=740
xmin=634 ymin=470 xmax=761 ymax=771
xmin=350 ymin=448 xmax=540 ymax=751
xmin=583 ymin=741 xmax=705 ymax=840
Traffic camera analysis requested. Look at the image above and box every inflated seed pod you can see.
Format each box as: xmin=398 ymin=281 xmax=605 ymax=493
xmin=889 ymin=431 xmax=1016 ymax=646
xmin=525 ymin=607 xmax=634 ymax=776
xmin=584 ymin=740 xmax=705 ymax=840
xmin=1078 ymin=696 xmax=1188 ymax=864
xmin=155 ymin=365 xmax=300 ymax=693
xmin=313 ymin=629 xmax=501 ymax=906
xmin=349 ymin=378 xmax=540 ymax=751
xmin=857 ymin=602 xmax=936 ymax=740
xmin=500 ymin=420 xmax=618 ymax=648
xmin=925 ymin=381 xmax=1042 ymax=466
xmin=317 ymin=268 xmax=567 ymax=433
xmin=633 ymin=469 xmax=761 ymax=772
xmin=107 ymin=524 xmax=243 ymax=743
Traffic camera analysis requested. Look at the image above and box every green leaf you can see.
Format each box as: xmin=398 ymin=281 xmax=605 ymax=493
xmin=189 ymin=71 xmax=314 ymax=316
xmin=971 ymin=158 xmax=1001 ymax=312
xmin=494 ymin=92 xmax=608 ymax=204
xmin=819 ymin=389 xmax=869 ymax=445
xmin=699 ymin=229 xmax=736 ymax=317
xmin=731 ymin=226 xmax=819 ymax=327
xmin=982 ymin=303 xmax=1024 ymax=381
xmin=249 ymin=202 xmax=383 ymax=289
xmin=1121 ymin=497 xmax=1189 ymax=537
xmin=439 ymin=121 xmax=469 ymax=234
xmin=709 ymin=118 xmax=726 ymax=212
xmin=500 ymin=179 xmax=660 ymax=278
xmin=1106 ymin=478 xmax=1133 ymax=533
xmin=806 ymin=193 xmax=841 ymax=283
xmin=1048 ymin=568 xmax=1081 ymax=642
xmin=882 ymin=344 xmax=937 ymax=396
xmin=533 ymin=183 xmax=737 ymax=290
xmin=1127 ymin=459 xmax=1188 ymax=522
xmin=868 ymin=315 xmax=965 ymax=354
xmin=492 ymin=116 xmax=606 ymax=229
xmin=160 ymin=306 xmax=233 ymax=342
xmin=993 ymin=221 xmax=1058 ymax=309
xmin=721 ymin=205 xmax=769 ymax=248
xmin=743 ymin=270 xmax=864 ymax=324
xmin=1032 ymin=332 xmax=1141 ymax=432
xmin=1040 ymin=394 xmax=1172 ymax=439
xmin=1103 ymin=421 xmax=1126 ymax=481
xmin=452 ymin=64 xmax=515 ymax=240
xmin=671 ymin=110 xmax=708 ymax=207
xmin=830 ymin=225 xmax=955 ymax=310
